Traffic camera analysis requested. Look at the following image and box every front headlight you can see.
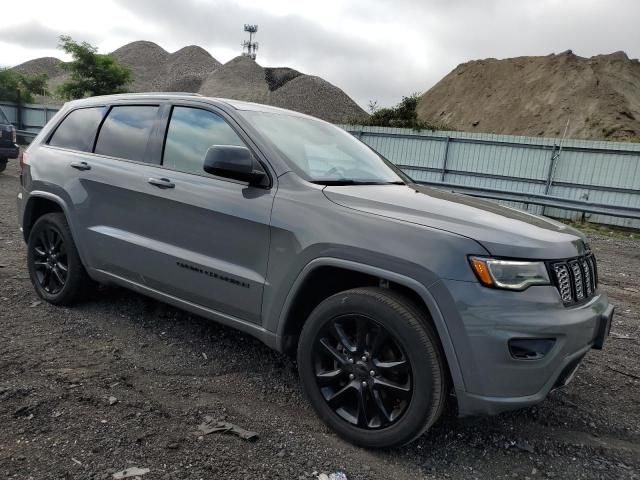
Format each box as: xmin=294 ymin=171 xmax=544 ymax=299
xmin=469 ymin=257 xmax=550 ymax=290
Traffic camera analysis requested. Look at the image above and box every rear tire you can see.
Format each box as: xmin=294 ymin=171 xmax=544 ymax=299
xmin=0 ymin=158 xmax=7 ymax=173
xmin=297 ymin=287 xmax=447 ymax=448
xmin=27 ymin=212 xmax=92 ymax=305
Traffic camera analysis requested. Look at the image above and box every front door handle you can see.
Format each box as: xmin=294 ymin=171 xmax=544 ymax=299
xmin=70 ymin=161 xmax=91 ymax=171
xmin=148 ymin=177 xmax=175 ymax=189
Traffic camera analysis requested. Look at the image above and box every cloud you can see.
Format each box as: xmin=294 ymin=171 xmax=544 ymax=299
xmin=0 ymin=21 xmax=66 ymax=49
xmin=0 ymin=20 xmax=102 ymax=50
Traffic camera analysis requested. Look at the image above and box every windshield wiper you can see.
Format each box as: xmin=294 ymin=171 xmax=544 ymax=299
xmin=312 ymin=179 xmax=405 ymax=186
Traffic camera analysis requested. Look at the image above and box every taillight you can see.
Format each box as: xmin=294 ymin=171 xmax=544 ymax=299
xmin=19 ymin=150 xmax=26 ymax=174
xmin=11 ymin=126 xmax=16 ymax=144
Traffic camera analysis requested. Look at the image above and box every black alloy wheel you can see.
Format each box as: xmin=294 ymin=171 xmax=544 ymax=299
xmin=31 ymin=227 xmax=68 ymax=295
xmin=313 ymin=314 xmax=412 ymax=429
xmin=298 ymin=287 xmax=447 ymax=448
xmin=27 ymin=212 xmax=92 ymax=305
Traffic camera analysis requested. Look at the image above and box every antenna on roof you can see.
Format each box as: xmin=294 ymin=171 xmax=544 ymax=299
xmin=242 ymin=24 xmax=259 ymax=60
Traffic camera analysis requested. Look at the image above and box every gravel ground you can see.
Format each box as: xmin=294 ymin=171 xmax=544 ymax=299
xmin=0 ymin=160 xmax=638 ymax=480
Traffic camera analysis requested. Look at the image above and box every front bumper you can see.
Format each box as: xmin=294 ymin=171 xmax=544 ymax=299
xmin=429 ymin=279 xmax=613 ymax=416
xmin=0 ymin=143 xmax=19 ymax=159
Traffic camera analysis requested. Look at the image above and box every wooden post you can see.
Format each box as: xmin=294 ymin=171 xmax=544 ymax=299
xmin=440 ymin=136 xmax=451 ymax=182
xmin=16 ymin=89 xmax=24 ymax=130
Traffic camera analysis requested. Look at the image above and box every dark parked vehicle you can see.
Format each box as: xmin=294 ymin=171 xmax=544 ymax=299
xmin=0 ymin=107 xmax=19 ymax=173
xmin=17 ymin=94 xmax=614 ymax=448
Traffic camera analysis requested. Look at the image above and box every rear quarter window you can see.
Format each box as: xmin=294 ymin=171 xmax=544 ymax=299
xmin=95 ymin=105 xmax=159 ymax=162
xmin=48 ymin=107 xmax=106 ymax=152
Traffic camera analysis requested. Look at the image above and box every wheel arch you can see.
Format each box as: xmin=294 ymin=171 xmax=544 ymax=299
xmin=275 ymin=257 xmax=465 ymax=391
xmin=22 ymin=192 xmax=90 ymax=268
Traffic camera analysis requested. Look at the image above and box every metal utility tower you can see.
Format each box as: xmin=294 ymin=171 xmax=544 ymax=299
xmin=242 ymin=24 xmax=259 ymax=60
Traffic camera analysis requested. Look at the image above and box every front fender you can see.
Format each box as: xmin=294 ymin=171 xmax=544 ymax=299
xmin=273 ymin=257 xmax=466 ymax=392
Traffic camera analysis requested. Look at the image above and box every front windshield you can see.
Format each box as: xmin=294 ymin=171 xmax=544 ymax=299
xmin=241 ymin=111 xmax=403 ymax=185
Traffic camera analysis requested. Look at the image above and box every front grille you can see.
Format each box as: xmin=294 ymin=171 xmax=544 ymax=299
xmin=550 ymin=254 xmax=598 ymax=305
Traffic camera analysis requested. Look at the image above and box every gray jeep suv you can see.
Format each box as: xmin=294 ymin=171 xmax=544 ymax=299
xmin=17 ymin=93 xmax=614 ymax=448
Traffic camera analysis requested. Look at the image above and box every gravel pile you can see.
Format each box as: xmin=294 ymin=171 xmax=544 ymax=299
xmin=198 ymin=55 xmax=270 ymax=103
xmin=198 ymin=56 xmax=367 ymax=122
xmin=264 ymin=67 xmax=302 ymax=91
xmin=270 ymin=74 xmax=367 ymax=123
xmin=111 ymin=41 xmax=171 ymax=92
xmin=151 ymin=45 xmax=222 ymax=92
xmin=12 ymin=41 xmax=367 ymax=123
xmin=12 ymin=57 xmax=64 ymax=78
xmin=12 ymin=57 xmax=68 ymax=104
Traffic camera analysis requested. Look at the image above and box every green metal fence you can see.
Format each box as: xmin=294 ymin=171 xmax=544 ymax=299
xmin=1 ymin=101 xmax=637 ymax=228
xmin=340 ymin=125 xmax=640 ymax=229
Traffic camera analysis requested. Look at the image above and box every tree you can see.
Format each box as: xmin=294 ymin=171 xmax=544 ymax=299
xmin=0 ymin=68 xmax=48 ymax=103
xmin=57 ymin=35 xmax=131 ymax=100
xmin=351 ymin=93 xmax=451 ymax=131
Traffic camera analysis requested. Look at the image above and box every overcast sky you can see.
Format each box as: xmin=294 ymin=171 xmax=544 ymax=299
xmin=1 ymin=0 xmax=638 ymax=108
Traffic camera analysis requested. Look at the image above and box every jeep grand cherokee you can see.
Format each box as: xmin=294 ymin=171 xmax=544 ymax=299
xmin=17 ymin=94 xmax=614 ymax=448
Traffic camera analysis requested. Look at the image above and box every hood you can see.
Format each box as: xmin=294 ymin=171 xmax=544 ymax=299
xmin=323 ymin=183 xmax=589 ymax=259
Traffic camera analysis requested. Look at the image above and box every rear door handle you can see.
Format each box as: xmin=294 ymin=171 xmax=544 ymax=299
xmin=148 ymin=177 xmax=175 ymax=189
xmin=70 ymin=161 xmax=91 ymax=171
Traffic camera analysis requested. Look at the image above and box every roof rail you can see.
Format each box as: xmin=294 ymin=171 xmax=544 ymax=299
xmin=140 ymin=92 xmax=203 ymax=96
xmin=88 ymin=92 xmax=203 ymax=99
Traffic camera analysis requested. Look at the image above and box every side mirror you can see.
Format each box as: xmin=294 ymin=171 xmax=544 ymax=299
xmin=203 ymin=145 xmax=267 ymax=186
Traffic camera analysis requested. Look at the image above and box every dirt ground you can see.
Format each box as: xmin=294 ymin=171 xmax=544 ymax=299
xmin=1 ymin=160 xmax=639 ymax=480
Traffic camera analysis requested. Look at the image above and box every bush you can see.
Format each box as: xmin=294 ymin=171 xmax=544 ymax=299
xmin=57 ymin=36 xmax=131 ymax=100
xmin=350 ymin=93 xmax=451 ymax=131
xmin=0 ymin=68 xmax=48 ymax=103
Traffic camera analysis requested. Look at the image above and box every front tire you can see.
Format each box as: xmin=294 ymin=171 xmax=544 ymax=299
xmin=297 ymin=287 xmax=447 ymax=448
xmin=0 ymin=158 xmax=7 ymax=173
xmin=27 ymin=212 xmax=91 ymax=305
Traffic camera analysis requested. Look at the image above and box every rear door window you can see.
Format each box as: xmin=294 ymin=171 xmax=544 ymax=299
xmin=95 ymin=105 xmax=159 ymax=162
xmin=48 ymin=107 xmax=106 ymax=152
xmin=163 ymin=106 xmax=245 ymax=176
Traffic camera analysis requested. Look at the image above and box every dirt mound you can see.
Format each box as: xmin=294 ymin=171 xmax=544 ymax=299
xmin=417 ymin=50 xmax=640 ymax=141
xmin=199 ymin=56 xmax=366 ymax=122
